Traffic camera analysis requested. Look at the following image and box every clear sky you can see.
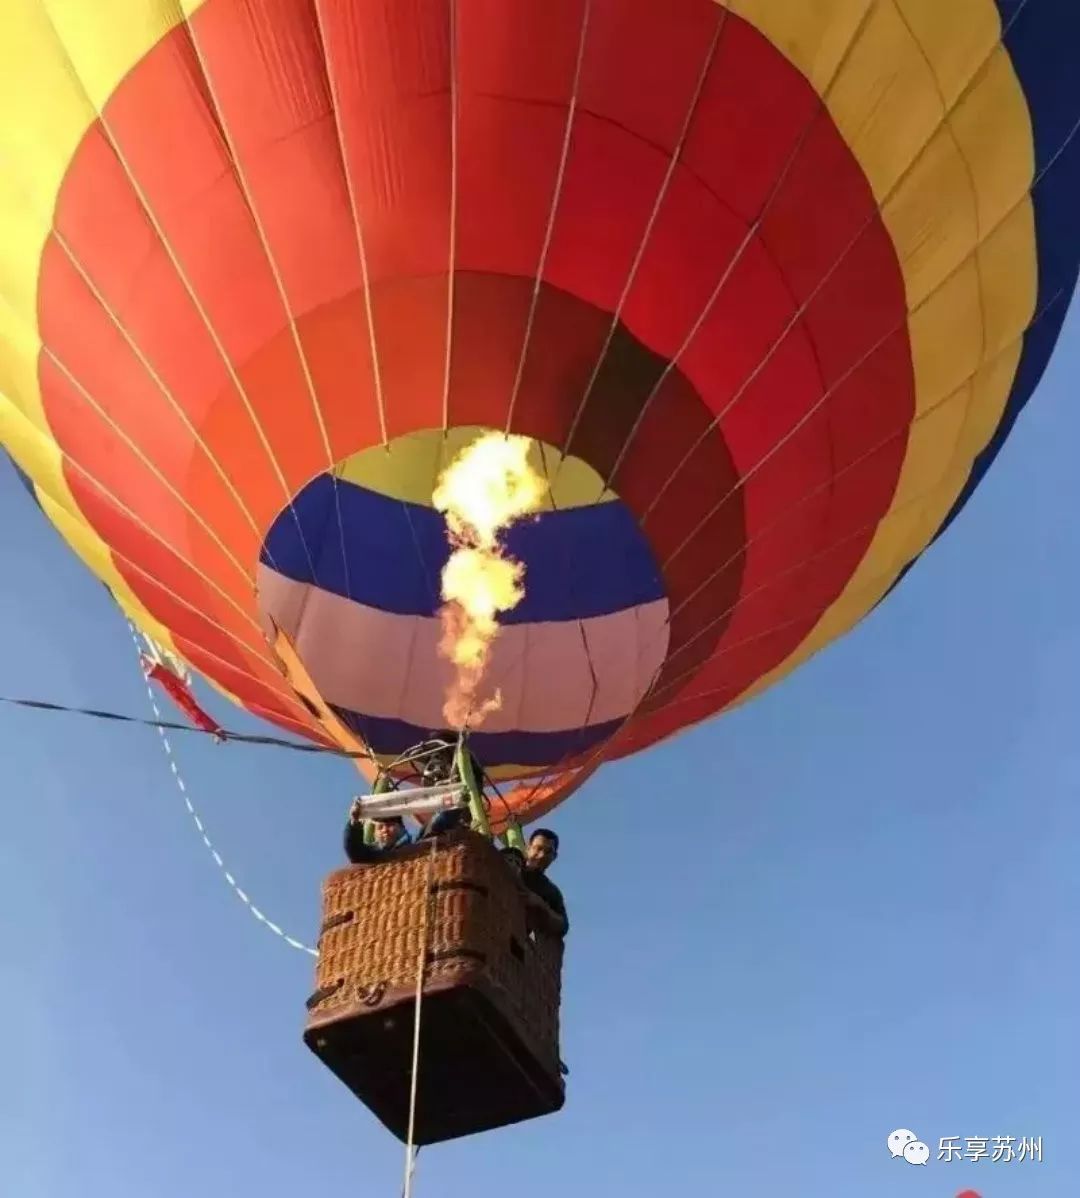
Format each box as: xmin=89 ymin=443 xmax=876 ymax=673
xmin=3 ymin=303 xmax=1078 ymax=1198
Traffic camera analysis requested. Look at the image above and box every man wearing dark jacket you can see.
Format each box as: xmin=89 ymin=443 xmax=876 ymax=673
xmin=520 ymin=828 xmax=568 ymax=937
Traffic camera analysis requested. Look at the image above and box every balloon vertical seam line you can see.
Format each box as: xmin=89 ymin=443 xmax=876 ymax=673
xmin=503 ymin=3 xmax=730 ymax=799
xmin=3 ymin=154 xmax=269 ymax=572
xmin=118 ymin=550 xmax=314 ymax=721
xmin=1036 ymin=109 xmax=1080 ymax=181
xmin=503 ymin=273 xmax=1065 ymax=811
xmin=0 ymin=370 xmax=271 ymax=639
xmin=598 ymin=0 xmax=879 ymax=504
xmin=310 ymin=0 xmax=390 ymax=446
xmin=566 ymin=290 xmax=1068 ymax=759
xmin=635 ymin=283 xmax=1068 ymax=713
xmin=661 ymin=333 xmax=1006 ymax=630
xmin=35 ymin=3 xmax=318 ymax=586
xmin=514 ymin=621 xmax=532 ymax=732
xmin=3 ymin=297 xmax=255 ymax=590
xmin=655 ymin=126 xmax=1074 ymax=576
xmin=306 ymin=0 xmax=407 ymax=760
xmin=555 ymin=1 xmax=729 ymax=481
xmin=890 ymin=0 xmax=989 ymax=375
xmin=1 ymin=411 xmax=314 ymax=723
xmin=472 ymin=442 xmax=588 ymax=740
xmin=399 ymin=489 xmax=443 ymax=614
xmin=176 ymin=7 xmax=339 ymax=596
xmin=505 ymin=0 xmax=878 ymax=820
xmin=644 ymin=288 xmax=1070 ymax=708
xmin=551 ymin=450 xmax=603 ymax=746
xmin=605 ymin=2 xmax=1041 ymax=518
xmin=44 ymin=216 xmax=265 ymax=549
xmin=572 ymin=618 xmax=601 ymax=733
xmin=1004 ymin=0 xmax=1035 ymax=34
xmin=502 ymin=0 xmax=594 ymax=435
xmin=0 ymin=448 xmax=312 ymax=719
xmin=655 ymin=257 xmax=1055 ymax=633
xmin=441 ymin=0 xmax=460 ymax=433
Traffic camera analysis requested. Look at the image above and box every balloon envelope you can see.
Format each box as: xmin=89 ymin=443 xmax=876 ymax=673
xmin=2 ymin=0 xmax=1078 ymax=821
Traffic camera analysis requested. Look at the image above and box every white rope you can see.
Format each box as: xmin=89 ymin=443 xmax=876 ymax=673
xmin=128 ymin=622 xmax=318 ymax=957
xmin=402 ymin=838 xmax=438 ymax=1198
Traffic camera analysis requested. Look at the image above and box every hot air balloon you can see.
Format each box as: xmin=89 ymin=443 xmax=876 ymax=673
xmin=3 ymin=0 xmax=1078 ymax=1148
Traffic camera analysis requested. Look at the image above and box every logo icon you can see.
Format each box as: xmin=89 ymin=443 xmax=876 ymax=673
xmin=888 ymin=1129 xmax=917 ymax=1158
xmin=888 ymin=1128 xmax=930 ymax=1165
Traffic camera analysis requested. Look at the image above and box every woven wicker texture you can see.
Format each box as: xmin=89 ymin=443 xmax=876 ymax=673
xmin=307 ymin=831 xmax=562 ymax=1069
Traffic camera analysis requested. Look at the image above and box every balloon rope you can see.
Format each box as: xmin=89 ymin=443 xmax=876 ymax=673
xmin=0 ymin=692 xmax=372 ymax=760
xmin=403 ymin=838 xmax=439 ymax=1198
xmin=128 ymin=624 xmax=319 ymax=958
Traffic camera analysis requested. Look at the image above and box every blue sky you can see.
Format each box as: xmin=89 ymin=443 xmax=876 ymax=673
xmin=3 ymin=303 xmax=1078 ymax=1198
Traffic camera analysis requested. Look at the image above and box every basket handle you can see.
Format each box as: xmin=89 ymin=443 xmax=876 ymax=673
xmin=305 ymin=978 xmax=344 ymax=1010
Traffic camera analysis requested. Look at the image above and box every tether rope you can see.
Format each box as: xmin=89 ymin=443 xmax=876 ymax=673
xmin=403 ymin=837 xmax=439 ymax=1198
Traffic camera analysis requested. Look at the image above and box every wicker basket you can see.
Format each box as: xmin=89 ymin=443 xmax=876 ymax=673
xmin=303 ymin=829 xmax=565 ymax=1144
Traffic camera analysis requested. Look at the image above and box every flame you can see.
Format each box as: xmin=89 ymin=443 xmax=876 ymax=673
xmin=432 ymin=432 xmax=548 ymax=727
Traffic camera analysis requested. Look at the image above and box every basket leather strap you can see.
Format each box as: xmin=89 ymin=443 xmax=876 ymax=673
xmin=429 ymin=880 xmax=488 ymax=897
xmin=319 ymin=910 xmax=355 ymax=936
